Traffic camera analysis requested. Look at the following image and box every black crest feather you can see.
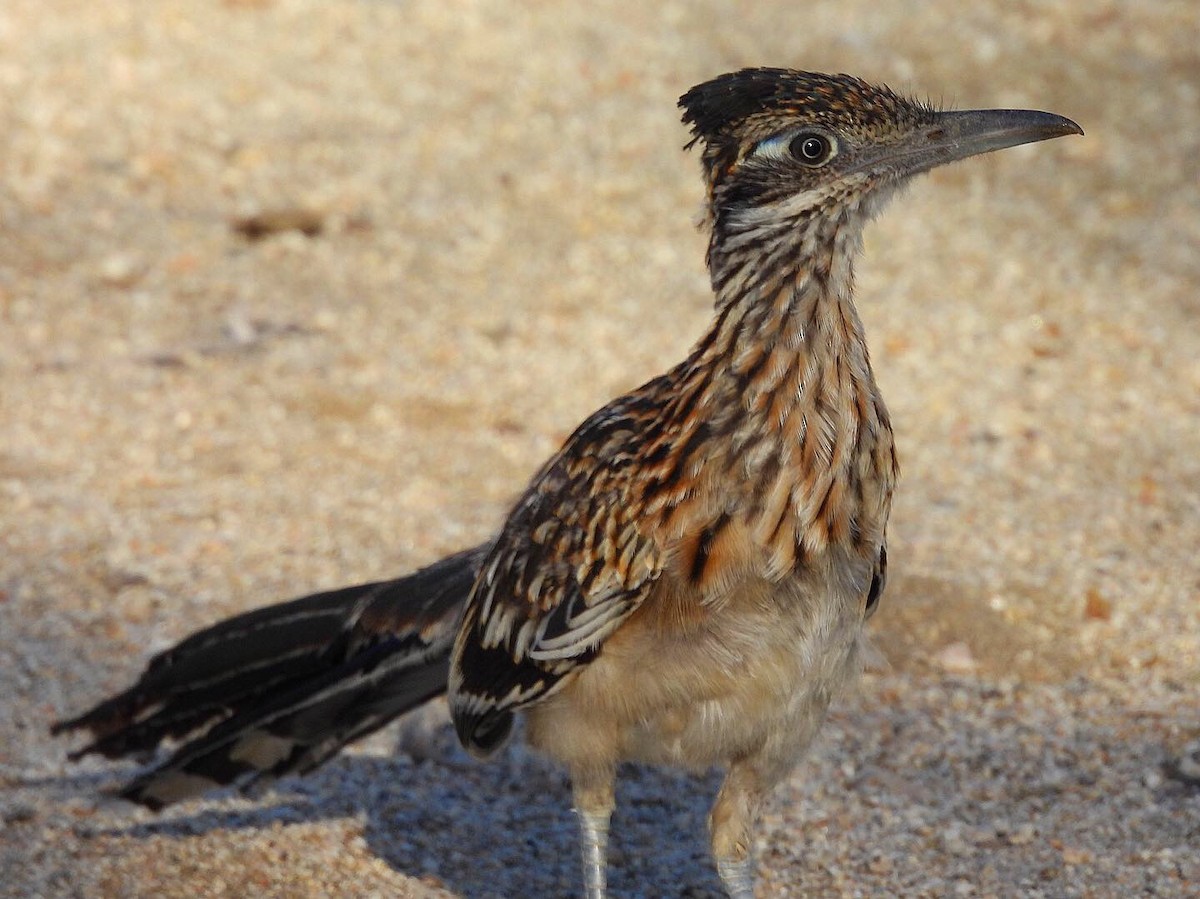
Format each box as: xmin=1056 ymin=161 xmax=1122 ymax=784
xmin=679 ymin=68 xmax=922 ymax=150
xmin=678 ymin=68 xmax=801 ymax=148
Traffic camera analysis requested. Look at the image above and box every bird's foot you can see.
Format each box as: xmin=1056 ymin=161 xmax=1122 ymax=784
xmin=716 ymin=855 xmax=755 ymax=899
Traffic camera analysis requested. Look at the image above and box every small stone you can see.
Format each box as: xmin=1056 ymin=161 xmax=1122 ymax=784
xmin=940 ymin=825 xmax=972 ymax=857
xmin=936 ymin=641 xmax=978 ymax=674
xmin=3 ymin=803 xmax=37 ymax=825
xmin=97 ymin=253 xmax=140 ymax=287
xmin=1083 ymin=589 xmax=1112 ymax=621
xmin=1007 ymin=823 xmax=1036 ymax=846
xmin=1163 ymin=739 xmax=1200 ymax=787
xmin=1061 ymin=847 xmax=1093 ymax=866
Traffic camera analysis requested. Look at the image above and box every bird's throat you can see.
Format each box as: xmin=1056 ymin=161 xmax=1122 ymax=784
xmin=675 ymin=219 xmax=894 ymax=574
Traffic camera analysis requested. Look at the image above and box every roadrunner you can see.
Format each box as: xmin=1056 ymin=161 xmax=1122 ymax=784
xmin=55 ymin=69 xmax=1081 ymax=897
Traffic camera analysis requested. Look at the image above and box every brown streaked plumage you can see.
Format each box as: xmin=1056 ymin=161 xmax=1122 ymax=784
xmin=53 ymin=69 xmax=1081 ymax=897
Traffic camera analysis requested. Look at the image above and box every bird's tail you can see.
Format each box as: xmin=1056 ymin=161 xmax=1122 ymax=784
xmin=53 ymin=544 xmax=486 ymax=810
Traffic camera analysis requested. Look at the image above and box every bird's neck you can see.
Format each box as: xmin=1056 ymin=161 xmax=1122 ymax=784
xmin=701 ymin=204 xmax=868 ymax=376
xmin=664 ymin=207 xmax=895 ymax=571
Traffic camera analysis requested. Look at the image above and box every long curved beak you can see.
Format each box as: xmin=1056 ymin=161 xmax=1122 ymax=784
xmin=929 ymin=108 xmax=1083 ymax=161
xmin=871 ymin=107 xmax=1083 ymax=177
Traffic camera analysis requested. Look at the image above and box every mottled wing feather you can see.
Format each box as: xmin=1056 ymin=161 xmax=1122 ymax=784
xmin=450 ymin=400 xmax=669 ymax=751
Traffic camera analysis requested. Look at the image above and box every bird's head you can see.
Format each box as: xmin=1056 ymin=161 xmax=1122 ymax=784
xmin=679 ymin=69 xmax=1081 ymax=284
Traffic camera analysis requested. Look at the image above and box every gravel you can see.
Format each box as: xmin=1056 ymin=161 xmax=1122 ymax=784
xmin=2 ymin=1 xmax=1198 ymax=897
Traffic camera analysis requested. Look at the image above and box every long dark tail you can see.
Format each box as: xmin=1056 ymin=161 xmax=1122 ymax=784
xmin=53 ymin=544 xmax=487 ymax=810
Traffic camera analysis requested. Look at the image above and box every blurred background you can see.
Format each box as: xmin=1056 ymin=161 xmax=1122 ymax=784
xmin=2 ymin=1 xmax=1197 ymax=896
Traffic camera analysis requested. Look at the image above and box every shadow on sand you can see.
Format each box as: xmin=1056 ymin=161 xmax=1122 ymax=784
xmin=67 ymin=735 xmax=729 ymax=898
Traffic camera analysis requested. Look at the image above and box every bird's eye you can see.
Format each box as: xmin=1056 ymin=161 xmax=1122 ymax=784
xmin=789 ymin=133 xmax=834 ymax=166
xmin=748 ymin=130 xmax=838 ymax=166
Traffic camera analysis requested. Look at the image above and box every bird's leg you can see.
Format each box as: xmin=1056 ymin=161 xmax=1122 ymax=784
xmin=572 ymin=770 xmax=616 ymax=899
xmin=709 ymin=761 xmax=770 ymax=899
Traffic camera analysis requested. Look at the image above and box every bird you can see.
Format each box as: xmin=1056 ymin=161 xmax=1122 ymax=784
xmin=53 ymin=68 xmax=1081 ymax=898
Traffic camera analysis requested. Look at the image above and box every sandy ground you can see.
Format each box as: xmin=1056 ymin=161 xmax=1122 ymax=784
xmin=2 ymin=1 xmax=1198 ymax=897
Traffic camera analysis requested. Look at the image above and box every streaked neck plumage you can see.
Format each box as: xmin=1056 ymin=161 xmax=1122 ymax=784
xmin=660 ymin=183 xmax=895 ymax=578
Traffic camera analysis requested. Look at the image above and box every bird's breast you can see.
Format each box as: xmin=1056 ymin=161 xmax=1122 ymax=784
xmin=524 ymin=562 xmax=869 ymax=774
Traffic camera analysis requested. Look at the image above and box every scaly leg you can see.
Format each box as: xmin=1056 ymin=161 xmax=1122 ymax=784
xmin=709 ymin=762 xmax=769 ymax=899
xmin=572 ymin=771 xmax=616 ymax=899
xmin=716 ymin=855 xmax=756 ymax=899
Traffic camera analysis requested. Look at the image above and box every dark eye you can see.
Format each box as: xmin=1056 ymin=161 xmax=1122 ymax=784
xmin=789 ymin=133 xmax=833 ymax=166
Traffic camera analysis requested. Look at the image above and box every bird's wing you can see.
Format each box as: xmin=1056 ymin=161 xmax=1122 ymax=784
xmin=865 ymin=542 xmax=887 ymax=617
xmin=449 ymin=398 xmax=673 ymax=753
